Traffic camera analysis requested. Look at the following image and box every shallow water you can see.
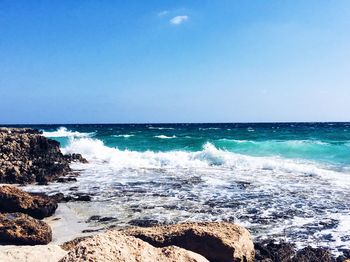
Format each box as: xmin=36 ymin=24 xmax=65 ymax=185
xmin=20 ymin=123 xmax=350 ymax=253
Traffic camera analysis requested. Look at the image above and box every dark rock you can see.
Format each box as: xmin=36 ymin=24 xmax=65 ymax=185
xmin=293 ymin=246 xmax=335 ymax=262
xmin=60 ymin=194 xmax=92 ymax=202
xmin=81 ymin=228 xmax=104 ymax=233
xmin=0 ymin=128 xmax=72 ymax=184
xmin=0 ymin=212 xmax=52 ymax=245
xmin=0 ymin=185 xmax=58 ymax=219
xmin=255 ymin=240 xmax=338 ymax=262
xmin=87 ymin=215 xmax=118 ymax=223
xmin=128 ymin=218 xmax=162 ymax=227
xmin=64 ymin=153 xmax=88 ymax=164
xmin=255 ymin=240 xmax=296 ymax=262
xmin=57 ymin=177 xmax=77 ymax=183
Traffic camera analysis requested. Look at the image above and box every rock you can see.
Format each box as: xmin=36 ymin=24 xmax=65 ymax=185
xmin=60 ymin=237 xmax=89 ymax=251
xmin=128 ymin=218 xmax=162 ymax=227
xmin=0 ymin=212 xmax=52 ymax=245
xmin=87 ymin=215 xmax=118 ymax=223
xmin=59 ymin=231 xmax=209 ymax=262
xmin=64 ymin=153 xmax=88 ymax=164
xmin=293 ymin=246 xmax=335 ymax=262
xmin=0 ymin=185 xmax=58 ymax=219
xmin=122 ymin=222 xmax=255 ymax=262
xmin=0 ymin=128 xmax=72 ymax=184
xmin=254 ymin=240 xmax=296 ymax=262
xmin=57 ymin=177 xmax=77 ymax=183
xmin=0 ymin=244 xmax=67 ymax=262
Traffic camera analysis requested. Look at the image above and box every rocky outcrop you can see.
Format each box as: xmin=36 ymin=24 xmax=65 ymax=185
xmin=122 ymin=222 xmax=255 ymax=262
xmin=59 ymin=231 xmax=209 ymax=262
xmin=0 ymin=185 xmax=59 ymax=219
xmin=0 ymin=128 xmax=71 ymax=184
xmin=0 ymin=212 xmax=52 ymax=245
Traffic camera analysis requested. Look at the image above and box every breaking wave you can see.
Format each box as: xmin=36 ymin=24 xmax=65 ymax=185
xmin=42 ymin=127 xmax=93 ymax=138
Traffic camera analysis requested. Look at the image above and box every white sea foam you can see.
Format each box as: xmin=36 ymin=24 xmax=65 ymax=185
xmin=29 ymin=137 xmax=350 ymax=253
xmin=154 ymin=135 xmax=177 ymax=139
xmin=61 ymin=138 xmax=349 ymax=184
xmin=148 ymin=127 xmax=175 ymax=130
xmin=112 ymin=134 xmax=135 ymax=138
xmin=42 ymin=127 xmax=92 ymax=138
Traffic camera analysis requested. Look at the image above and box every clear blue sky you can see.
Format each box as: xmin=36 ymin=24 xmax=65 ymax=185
xmin=0 ymin=0 xmax=349 ymax=124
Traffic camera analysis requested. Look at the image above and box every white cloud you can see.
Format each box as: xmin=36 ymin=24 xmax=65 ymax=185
xmin=158 ymin=10 xmax=168 ymax=17
xmin=169 ymin=15 xmax=188 ymax=25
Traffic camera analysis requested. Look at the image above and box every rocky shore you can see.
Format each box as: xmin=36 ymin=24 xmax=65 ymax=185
xmin=0 ymin=128 xmax=350 ymax=262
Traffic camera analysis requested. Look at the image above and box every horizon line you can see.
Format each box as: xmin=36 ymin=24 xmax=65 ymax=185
xmin=1 ymin=121 xmax=349 ymax=126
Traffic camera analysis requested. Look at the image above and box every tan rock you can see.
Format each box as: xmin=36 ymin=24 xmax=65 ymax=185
xmin=0 ymin=244 xmax=67 ymax=262
xmin=59 ymin=231 xmax=209 ymax=262
xmin=0 ymin=212 xmax=52 ymax=245
xmin=0 ymin=185 xmax=58 ymax=219
xmin=122 ymin=222 xmax=255 ymax=262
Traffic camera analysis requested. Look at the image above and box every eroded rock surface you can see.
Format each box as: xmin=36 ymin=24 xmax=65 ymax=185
xmin=122 ymin=222 xmax=255 ymax=262
xmin=0 ymin=185 xmax=59 ymax=219
xmin=0 ymin=212 xmax=52 ymax=245
xmin=59 ymin=231 xmax=209 ymax=262
xmin=0 ymin=128 xmax=70 ymax=184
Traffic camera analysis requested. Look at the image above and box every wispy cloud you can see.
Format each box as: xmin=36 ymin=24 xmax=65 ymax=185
xmin=157 ymin=10 xmax=168 ymax=17
xmin=169 ymin=15 xmax=188 ymax=25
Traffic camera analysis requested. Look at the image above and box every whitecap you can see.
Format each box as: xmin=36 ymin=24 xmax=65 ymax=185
xmin=154 ymin=135 xmax=177 ymax=139
xmin=112 ymin=134 xmax=135 ymax=138
xmin=42 ymin=127 xmax=93 ymax=138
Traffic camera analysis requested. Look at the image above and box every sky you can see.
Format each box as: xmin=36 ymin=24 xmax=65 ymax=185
xmin=0 ymin=0 xmax=350 ymax=124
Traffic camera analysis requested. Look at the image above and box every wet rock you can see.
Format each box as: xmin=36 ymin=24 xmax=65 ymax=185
xmin=0 ymin=212 xmax=52 ymax=245
xmin=0 ymin=128 xmax=72 ymax=184
xmin=293 ymin=246 xmax=335 ymax=262
xmin=122 ymin=222 xmax=255 ymax=262
xmin=128 ymin=218 xmax=162 ymax=227
xmin=62 ymin=194 xmax=92 ymax=202
xmin=64 ymin=153 xmax=88 ymax=164
xmin=57 ymin=177 xmax=77 ymax=183
xmin=87 ymin=215 xmax=118 ymax=223
xmin=0 ymin=185 xmax=58 ymax=219
xmin=59 ymin=231 xmax=209 ymax=262
xmin=254 ymin=240 xmax=296 ymax=262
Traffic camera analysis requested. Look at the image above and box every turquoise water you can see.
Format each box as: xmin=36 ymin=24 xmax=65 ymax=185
xmin=36 ymin=123 xmax=350 ymax=167
xmin=20 ymin=123 xmax=350 ymax=252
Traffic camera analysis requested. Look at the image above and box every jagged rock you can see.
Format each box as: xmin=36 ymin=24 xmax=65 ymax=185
xmin=0 ymin=185 xmax=58 ymax=219
xmin=121 ymin=222 xmax=255 ymax=262
xmin=254 ymin=240 xmax=296 ymax=262
xmin=64 ymin=153 xmax=88 ymax=164
xmin=293 ymin=246 xmax=335 ymax=262
xmin=255 ymin=240 xmax=339 ymax=262
xmin=59 ymin=231 xmax=209 ymax=262
xmin=0 ymin=128 xmax=71 ymax=184
xmin=0 ymin=212 xmax=52 ymax=245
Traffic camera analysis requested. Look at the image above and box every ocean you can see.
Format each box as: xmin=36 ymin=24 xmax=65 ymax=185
xmin=20 ymin=123 xmax=350 ymax=252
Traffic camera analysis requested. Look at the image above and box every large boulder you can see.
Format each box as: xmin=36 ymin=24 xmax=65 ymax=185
xmin=122 ymin=222 xmax=255 ymax=262
xmin=0 ymin=127 xmax=72 ymax=184
xmin=59 ymin=231 xmax=209 ymax=262
xmin=0 ymin=212 xmax=52 ymax=245
xmin=0 ymin=185 xmax=58 ymax=219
